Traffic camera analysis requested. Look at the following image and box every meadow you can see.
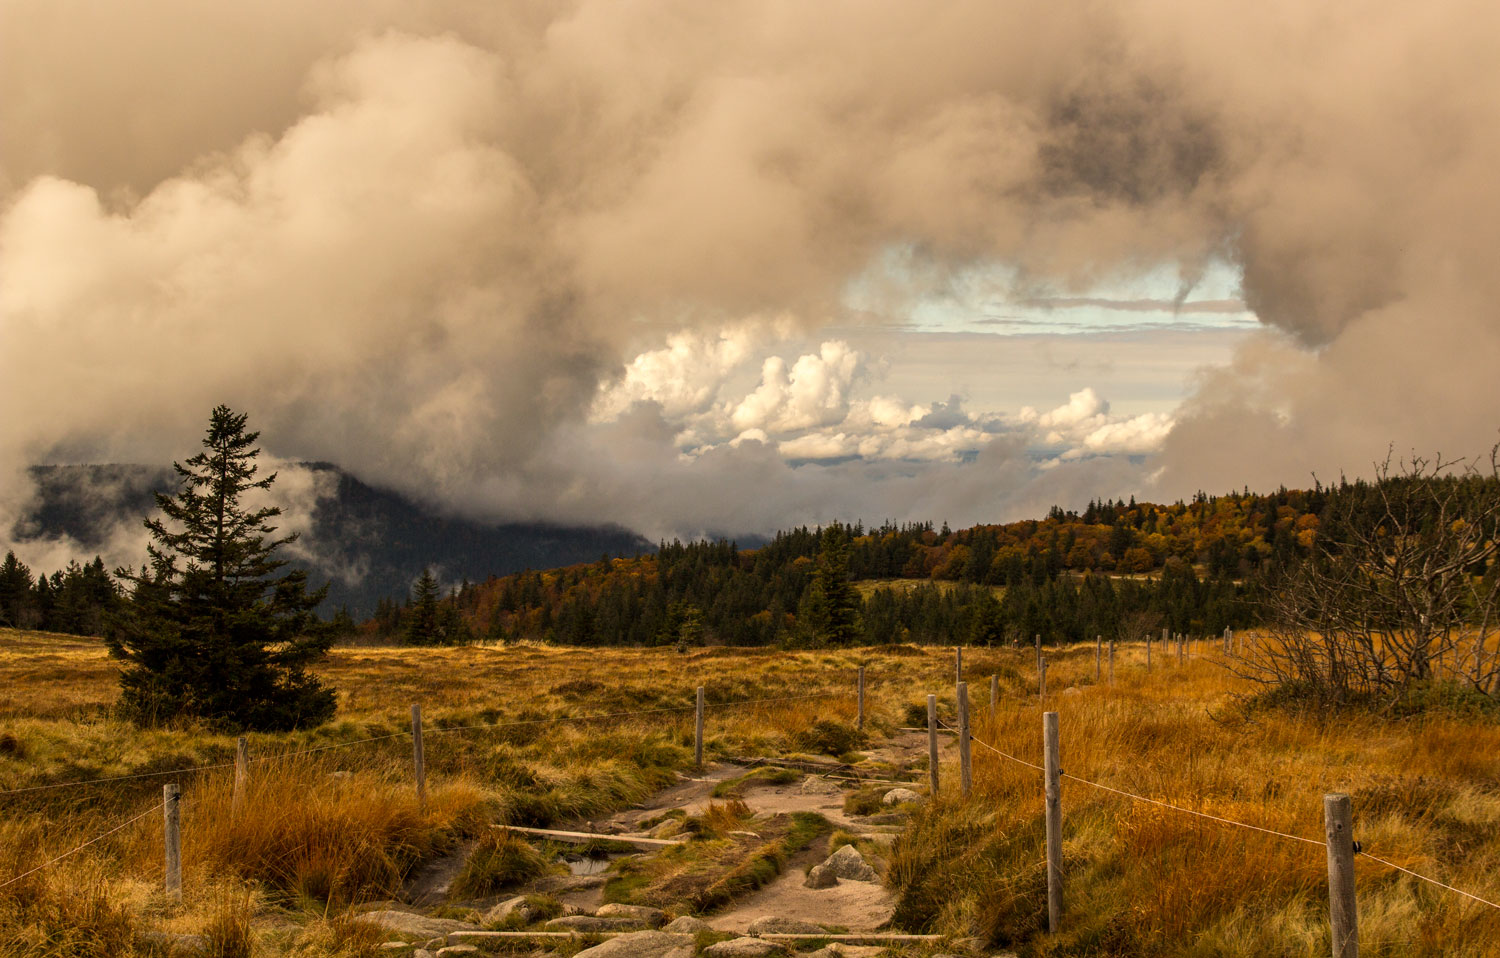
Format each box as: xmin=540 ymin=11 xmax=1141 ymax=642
xmin=0 ymin=628 xmax=1497 ymax=956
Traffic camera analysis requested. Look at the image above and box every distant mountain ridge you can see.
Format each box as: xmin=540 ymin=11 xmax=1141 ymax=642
xmin=15 ymin=463 xmax=654 ymax=617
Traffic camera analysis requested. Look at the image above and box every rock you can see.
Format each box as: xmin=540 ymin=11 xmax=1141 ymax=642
xmin=354 ymin=911 xmax=475 ymax=940
xmin=662 ymin=916 xmax=712 ymax=933
xmin=799 ymin=775 xmax=842 ymax=795
xmin=951 ymin=937 xmax=986 ymax=953
xmin=704 ymin=938 xmax=782 ymax=958
xmin=436 ymin=947 xmax=479 ymax=957
xmin=881 ymin=787 xmax=922 ymax=806
xmin=747 ymin=917 xmax=825 ymax=935
xmin=806 ymin=948 xmax=842 ymax=958
xmin=413 ymin=951 xmax=435 ymax=958
xmin=1063 ymin=687 xmax=1081 ymax=696
xmin=545 ymin=916 xmax=646 ymax=932
xmin=803 ymin=864 xmax=838 ymax=889
xmin=424 ymin=939 xmax=447 ymax=951
xmin=330 ymin=770 xmax=354 ymax=779
xmin=572 ymin=930 xmax=696 ymax=958
xmin=481 ymin=896 xmax=532 ymax=926
xmin=595 ymin=904 xmax=668 ymax=927
xmin=820 ymin=845 xmax=877 ymax=882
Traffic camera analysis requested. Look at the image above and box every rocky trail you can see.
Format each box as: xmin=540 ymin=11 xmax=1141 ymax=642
xmin=362 ymin=728 xmax=967 ymax=957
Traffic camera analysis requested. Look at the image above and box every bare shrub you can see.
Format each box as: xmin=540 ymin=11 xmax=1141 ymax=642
xmin=1239 ymin=447 xmax=1500 ymax=709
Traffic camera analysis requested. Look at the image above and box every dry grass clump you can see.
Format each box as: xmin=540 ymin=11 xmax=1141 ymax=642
xmin=449 ymin=830 xmax=552 ymax=899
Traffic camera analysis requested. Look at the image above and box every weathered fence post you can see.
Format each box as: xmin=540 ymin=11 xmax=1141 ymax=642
xmin=695 ymin=686 xmax=706 ymax=766
xmin=857 ymin=666 xmax=866 ymax=731
xmin=990 ymin=673 xmax=999 ymax=720
xmin=1043 ymin=712 xmax=1062 ymax=933
xmin=1035 ymin=634 xmax=1042 ymax=682
xmin=1108 ymin=639 xmax=1115 ymax=685
xmin=956 ymin=646 xmax=963 ymax=688
xmin=411 ymin=703 xmax=426 ymax=803
xmin=1095 ymin=635 xmax=1101 ymax=683
xmin=1325 ymin=793 xmax=1359 ymax=957
xmin=926 ymin=694 xmax=940 ymax=796
xmin=1177 ymin=633 xmax=1184 ymax=667
xmin=957 ymin=682 xmax=972 ymax=795
xmin=232 ymin=736 xmax=248 ymax=819
xmin=163 ymin=783 xmax=181 ymax=902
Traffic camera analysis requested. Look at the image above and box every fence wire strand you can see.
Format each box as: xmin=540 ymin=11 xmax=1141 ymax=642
xmin=0 ymin=689 xmax=852 ymax=798
xmin=0 ymin=800 xmax=164 ymax=891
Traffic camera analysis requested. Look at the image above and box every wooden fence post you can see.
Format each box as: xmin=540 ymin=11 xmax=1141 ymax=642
xmin=163 ymin=783 xmax=181 ymax=902
xmin=411 ymin=703 xmax=426 ymax=803
xmin=956 ymin=646 xmax=963 ymax=688
xmin=957 ymin=682 xmax=972 ymax=795
xmin=1043 ymin=712 xmax=1062 ymax=933
xmin=232 ymin=736 xmax=248 ymax=819
xmin=1177 ymin=633 xmax=1184 ymax=667
xmin=695 ymin=686 xmax=706 ymax=766
xmin=857 ymin=666 xmax=866 ymax=731
xmin=1325 ymin=793 xmax=1359 ymax=957
xmin=1035 ymin=634 xmax=1042 ymax=682
xmin=1108 ymin=639 xmax=1115 ymax=686
xmin=990 ymin=673 xmax=999 ymax=720
xmin=926 ymin=694 xmax=939 ymax=796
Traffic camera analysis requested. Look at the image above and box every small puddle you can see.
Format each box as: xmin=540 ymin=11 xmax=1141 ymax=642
xmin=567 ymin=857 xmax=614 ymax=876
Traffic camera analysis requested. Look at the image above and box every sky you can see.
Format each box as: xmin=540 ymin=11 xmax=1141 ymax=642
xmin=2 ymin=0 xmax=1498 ymax=570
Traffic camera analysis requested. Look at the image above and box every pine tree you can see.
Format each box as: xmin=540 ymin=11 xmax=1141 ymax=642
xmin=404 ymin=567 xmax=442 ymax=645
xmin=801 ymin=524 xmax=861 ymax=645
xmin=106 ymin=405 xmax=336 ymax=730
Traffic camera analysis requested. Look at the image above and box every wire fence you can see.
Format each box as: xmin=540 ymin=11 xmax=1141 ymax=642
xmin=3 ymin=644 xmax=1497 ymax=949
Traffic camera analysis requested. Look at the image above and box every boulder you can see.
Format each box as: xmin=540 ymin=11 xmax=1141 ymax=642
xmin=820 ymin=845 xmax=877 ymax=882
xmin=799 ymin=775 xmax=842 ymax=795
xmin=354 ymin=911 xmax=474 ymax=940
xmin=595 ymin=904 xmax=668 ymax=927
xmin=545 ymin=916 xmax=646 ymax=932
xmin=704 ymin=938 xmax=783 ymax=958
xmin=881 ymin=788 xmax=922 ymax=806
xmin=481 ymin=896 xmax=531 ymax=926
xmin=803 ymin=864 xmax=838 ymax=889
xmin=435 ymin=947 xmax=479 ymax=957
xmin=747 ymin=917 xmax=825 ymax=935
xmin=662 ymin=916 xmax=712 ymax=933
xmin=572 ymin=930 xmax=697 ymax=958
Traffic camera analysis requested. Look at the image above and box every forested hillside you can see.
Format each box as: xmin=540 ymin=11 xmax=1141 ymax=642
xmin=379 ymin=486 xmax=1332 ymax=647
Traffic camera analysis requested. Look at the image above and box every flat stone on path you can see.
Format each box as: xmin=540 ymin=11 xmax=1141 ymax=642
xmin=704 ymin=938 xmax=783 ymax=958
xmin=803 ymin=864 xmax=837 ymax=889
xmin=822 ymin=845 xmax=878 ymax=882
xmin=747 ymin=916 xmax=826 ymax=935
xmin=354 ymin=911 xmax=474 ymax=940
xmin=663 ymin=916 xmax=712 ymax=933
xmin=572 ymin=931 xmax=696 ymax=958
xmin=595 ymin=903 xmax=668 ymax=926
xmin=481 ymin=896 xmax=531 ymax=925
xmin=545 ymin=916 xmax=646 ymax=932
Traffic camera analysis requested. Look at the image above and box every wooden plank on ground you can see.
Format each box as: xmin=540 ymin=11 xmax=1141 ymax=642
xmin=493 ymin=825 xmax=685 ymax=847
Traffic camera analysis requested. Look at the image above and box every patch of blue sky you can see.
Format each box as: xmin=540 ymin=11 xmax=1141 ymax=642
xmin=844 ymin=246 xmax=1257 ymax=336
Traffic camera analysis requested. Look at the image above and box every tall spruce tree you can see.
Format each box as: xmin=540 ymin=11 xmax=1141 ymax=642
xmin=106 ymin=406 xmax=336 ymax=730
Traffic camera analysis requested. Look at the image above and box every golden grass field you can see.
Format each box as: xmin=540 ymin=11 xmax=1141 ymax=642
xmin=1 ymin=628 xmax=1498 ymax=957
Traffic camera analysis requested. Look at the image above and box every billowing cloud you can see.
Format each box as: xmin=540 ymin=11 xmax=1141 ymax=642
xmin=1 ymin=0 xmax=1497 ymax=553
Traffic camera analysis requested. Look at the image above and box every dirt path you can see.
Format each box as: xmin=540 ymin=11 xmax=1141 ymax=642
xmin=405 ymin=727 xmax=950 ymax=929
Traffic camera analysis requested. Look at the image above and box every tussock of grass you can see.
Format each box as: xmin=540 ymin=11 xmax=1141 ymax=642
xmin=450 ymin=830 xmax=553 ymax=899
